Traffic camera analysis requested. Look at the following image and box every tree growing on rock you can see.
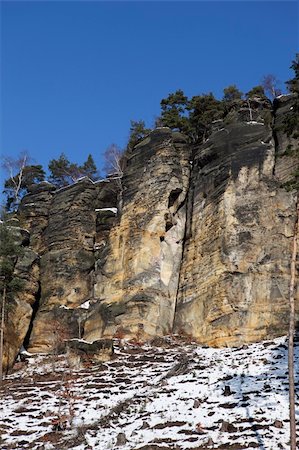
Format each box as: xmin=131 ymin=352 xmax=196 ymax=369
xmin=261 ymin=74 xmax=281 ymax=99
xmin=1 ymin=152 xmax=45 ymax=211
xmin=103 ymin=144 xmax=125 ymax=212
xmin=159 ymin=89 xmax=190 ymax=134
xmin=223 ymin=84 xmax=243 ymax=102
xmin=246 ymin=85 xmax=267 ymax=99
xmin=48 ymin=153 xmax=99 ymax=187
xmin=0 ymin=222 xmax=24 ymax=382
xmin=282 ymin=54 xmax=299 ymax=138
xmin=188 ymin=93 xmax=224 ymax=142
xmin=127 ymin=120 xmax=152 ymax=150
xmin=80 ymin=154 xmax=99 ymax=180
xmin=286 ymin=53 xmax=299 ymax=94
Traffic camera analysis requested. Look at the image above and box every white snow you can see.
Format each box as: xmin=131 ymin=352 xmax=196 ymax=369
xmin=0 ymin=336 xmax=298 ymax=450
xmin=246 ymin=121 xmax=264 ymax=125
xmin=20 ymin=349 xmax=33 ymax=357
xmin=79 ymin=300 xmax=90 ymax=310
xmin=276 ymin=94 xmax=289 ymax=99
xmin=95 ymin=207 xmax=118 ymax=214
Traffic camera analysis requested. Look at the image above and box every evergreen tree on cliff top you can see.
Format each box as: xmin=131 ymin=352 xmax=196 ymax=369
xmin=286 ymin=54 xmax=299 ymax=94
xmin=188 ymin=93 xmax=224 ymax=142
xmin=246 ymin=85 xmax=267 ymax=99
xmin=159 ymin=89 xmax=190 ymax=134
xmin=281 ymin=54 xmax=299 ymax=141
xmin=48 ymin=153 xmax=98 ymax=187
xmin=223 ymin=85 xmax=243 ymax=102
xmin=127 ymin=120 xmax=152 ymax=150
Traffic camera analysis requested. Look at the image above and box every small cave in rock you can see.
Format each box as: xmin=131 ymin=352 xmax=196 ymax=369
xmin=160 ymin=236 xmax=165 ymax=242
xmin=23 ymin=283 xmax=41 ymax=350
xmin=164 ymin=213 xmax=174 ymax=232
xmin=165 ymin=221 xmax=174 ymax=232
xmin=168 ymin=188 xmax=182 ymax=208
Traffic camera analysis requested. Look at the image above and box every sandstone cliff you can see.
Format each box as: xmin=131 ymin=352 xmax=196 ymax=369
xmin=3 ymin=94 xmax=299 ymax=368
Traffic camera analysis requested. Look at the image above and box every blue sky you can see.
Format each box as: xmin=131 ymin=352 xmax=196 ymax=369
xmin=1 ymin=1 xmax=298 ymax=184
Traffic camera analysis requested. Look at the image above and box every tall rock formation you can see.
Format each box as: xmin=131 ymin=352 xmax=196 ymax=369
xmin=174 ymin=97 xmax=297 ymax=345
xmin=87 ymin=128 xmax=191 ymax=340
xmin=3 ymin=94 xmax=299 ymax=369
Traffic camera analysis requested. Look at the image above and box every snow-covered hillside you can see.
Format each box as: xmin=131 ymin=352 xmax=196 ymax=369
xmin=0 ymin=336 xmax=298 ymax=450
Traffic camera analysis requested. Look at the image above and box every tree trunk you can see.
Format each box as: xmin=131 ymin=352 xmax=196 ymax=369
xmin=288 ymin=193 xmax=298 ymax=450
xmin=0 ymin=285 xmax=6 ymax=383
xmin=247 ymin=99 xmax=253 ymax=122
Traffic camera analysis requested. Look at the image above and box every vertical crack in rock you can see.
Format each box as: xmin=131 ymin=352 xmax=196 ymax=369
xmin=91 ymin=129 xmax=191 ymax=339
xmin=171 ymin=152 xmax=194 ymax=333
xmin=22 ymin=282 xmax=41 ymax=350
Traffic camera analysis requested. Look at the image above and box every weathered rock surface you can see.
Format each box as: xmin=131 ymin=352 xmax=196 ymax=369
xmin=273 ymin=94 xmax=299 ymax=183
xmin=3 ymin=96 xmax=298 ymax=365
xmin=89 ymin=128 xmax=191 ymax=340
xmin=174 ymin=99 xmax=298 ymax=345
xmin=3 ymin=228 xmax=40 ymax=371
xmin=27 ymin=178 xmax=100 ymax=352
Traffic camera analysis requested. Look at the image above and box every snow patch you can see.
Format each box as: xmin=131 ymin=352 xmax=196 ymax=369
xmin=95 ymin=207 xmax=117 ymax=214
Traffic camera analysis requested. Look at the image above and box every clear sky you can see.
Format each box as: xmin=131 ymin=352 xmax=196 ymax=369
xmin=1 ymin=0 xmax=298 ymax=183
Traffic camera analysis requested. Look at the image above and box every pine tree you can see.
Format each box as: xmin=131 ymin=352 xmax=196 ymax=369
xmin=159 ymin=89 xmax=190 ymax=134
xmin=81 ymin=154 xmax=98 ymax=180
xmin=246 ymin=85 xmax=267 ymax=99
xmin=48 ymin=153 xmax=75 ymax=187
xmin=223 ymin=85 xmax=243 ymax=102
xmin=127 ymin=120 xmax=152 ymax=150
xmin=48 ymin=153 xmax=99 ymax=187
xmin=281 ymin=55 xmax=299 ymax=137
xmin=286 ymin=54 xmax=299 ymax=94
xmin=188 ymin=93 xmax=224 ymax=142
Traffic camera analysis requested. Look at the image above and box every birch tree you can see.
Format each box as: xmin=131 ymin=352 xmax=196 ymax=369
xmin=261 ymin=74 xmax=281 ymax=99
xmin=103 ymin=144 xmax=125 ymax=212
xmin=1 ymin=152 xmax=45 ymax=210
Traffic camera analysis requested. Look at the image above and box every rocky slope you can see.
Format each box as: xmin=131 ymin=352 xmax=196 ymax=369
xmin=3 ymin=94 xmax=299 ymax=368
xmin=0 ymin=336 xmax=298 ymax=449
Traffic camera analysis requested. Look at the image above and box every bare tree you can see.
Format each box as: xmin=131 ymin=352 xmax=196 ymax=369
xmin=261 ymin=74 xmax=282 ymax=99
xmin=288 ymin=193 xmax=298 ymax=450
xmin=103 ymin=144 xmax=125 ymax=212
xmin=1 ymin=152 xmax=28 ymax=208
xmin=247 ymin=99 xmax=253 ymax=122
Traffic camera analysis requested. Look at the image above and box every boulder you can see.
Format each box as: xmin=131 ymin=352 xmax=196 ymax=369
xmin=66 ymin=338 xmax=114 ymax=366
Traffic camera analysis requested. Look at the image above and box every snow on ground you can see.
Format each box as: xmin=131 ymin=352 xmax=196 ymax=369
xmin=0 ymin=336 xmax=298 ymax=450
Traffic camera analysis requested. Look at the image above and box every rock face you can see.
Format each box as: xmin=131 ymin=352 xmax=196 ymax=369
xmin=2 ymin=227 xmax=40 ymax=371
xmin=3 ymin=95 xmax=299 ymax=368
xmin=88 ymin=128 xmax=191 ymax=340
xmin=27 ymin=178 xmax=101 ymax=352
xmin=174 ymin=108 xmax=297 ymax=345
